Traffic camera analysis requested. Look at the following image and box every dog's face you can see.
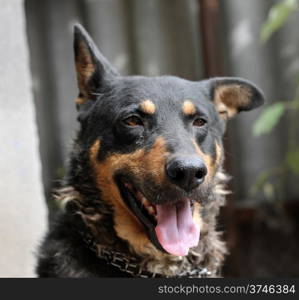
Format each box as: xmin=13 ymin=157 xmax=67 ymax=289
xmin=73 ymin=24 xmax=265 ymax=257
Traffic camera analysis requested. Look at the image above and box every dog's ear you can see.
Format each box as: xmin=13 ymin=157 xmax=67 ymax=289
xmin=73 ymin=24 xmax=119 ymax=106
xmin=203 ymin=77 xmax=265 ymax=120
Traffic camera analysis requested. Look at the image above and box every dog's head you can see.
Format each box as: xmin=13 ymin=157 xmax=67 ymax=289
xmin=72 ymin=24 xmax=265 ymax=257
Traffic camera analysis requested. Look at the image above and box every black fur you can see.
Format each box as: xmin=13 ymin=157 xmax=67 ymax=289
xmin=36 ymin=24 xmax=265 ymax=277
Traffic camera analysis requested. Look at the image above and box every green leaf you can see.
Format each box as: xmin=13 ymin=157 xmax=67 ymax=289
xmin=253 ymin=103 xmax=285 ymax=136
xmin=286 ymin=147 xmax=299 ymax=174
xmin=261 ymin=0 xmax=298 ymax=42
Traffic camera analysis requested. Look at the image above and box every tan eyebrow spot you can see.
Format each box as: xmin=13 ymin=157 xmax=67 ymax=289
xmin=139 ymin=99 xmax=156 ymax=114
xmin=182 ymin=100 xmax=196 ymax=115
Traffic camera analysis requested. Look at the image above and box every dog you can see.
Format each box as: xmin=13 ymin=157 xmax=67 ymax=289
xmin=36 ymin=24 xmax=265 ymax=277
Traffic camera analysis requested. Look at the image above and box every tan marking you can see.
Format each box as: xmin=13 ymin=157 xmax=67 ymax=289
xmin=75 ymin=40 xmax=96 ymax=104
xmin=192 ymin=202 xmax=202 ymax=230
xmin=182 ymin=100 xmax=196 ymax=115
xmin=89 ymin=137 xmax=170 ymax=257
xmin=192 ymin=140 xmax=220 ymax=179
xmin=139 ymin=99 xmax=156 ymax=114
xmin=90 ymin=139 xmax=101 ymax=162
xmin=192 ymin=140 xmax=223 ymax=182
xmin=214 ymin=84 xmax=251 ymax=118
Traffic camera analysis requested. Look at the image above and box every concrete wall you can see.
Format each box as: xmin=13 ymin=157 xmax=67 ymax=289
xmin=0 ymin=0 xmax=47 ymax=277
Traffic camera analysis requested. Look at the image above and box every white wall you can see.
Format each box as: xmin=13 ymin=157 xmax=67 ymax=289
xmin=0 ymin=0 xmax=47 ymax=277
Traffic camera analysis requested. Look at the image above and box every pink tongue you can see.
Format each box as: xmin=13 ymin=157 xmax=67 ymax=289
xmin=155 ymin=199 xmax=200 ymax=256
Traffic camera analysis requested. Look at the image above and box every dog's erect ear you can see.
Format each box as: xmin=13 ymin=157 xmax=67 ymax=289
xmin=203 ymin=77 xmax=265 ymax=120
xmin=73 ymin=24 xmax=119 ymax=105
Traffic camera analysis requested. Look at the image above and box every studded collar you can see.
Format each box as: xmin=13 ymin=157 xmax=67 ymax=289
xmin=79 ymin=229 xmax=215 ymax=278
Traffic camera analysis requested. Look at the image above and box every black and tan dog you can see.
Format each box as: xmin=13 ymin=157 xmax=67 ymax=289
xmin=36 ymin=24 xmax=264 ymax=277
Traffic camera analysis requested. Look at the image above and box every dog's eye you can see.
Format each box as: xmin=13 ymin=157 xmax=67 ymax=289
xmin=123 ymin=116 xmax=144 ymax=127
xmin=193 ymin=118 xmax=206 ymax=127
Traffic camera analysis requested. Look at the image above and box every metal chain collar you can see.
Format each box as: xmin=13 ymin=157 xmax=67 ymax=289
xmin=80 ymin=229 xmax=215 ymax=278
xmin=98 ymin=248 xmax=213 ymax=278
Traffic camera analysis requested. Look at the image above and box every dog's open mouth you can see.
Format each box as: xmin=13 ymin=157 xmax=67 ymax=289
xmin=117 ymin=178 xmax=200 ymax=256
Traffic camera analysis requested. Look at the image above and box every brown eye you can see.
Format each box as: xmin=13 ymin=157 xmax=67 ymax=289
xmin=123 ymin=115 xmax=144 ymax=127
xmin=193 ymin=118 xmax=206 ymax=127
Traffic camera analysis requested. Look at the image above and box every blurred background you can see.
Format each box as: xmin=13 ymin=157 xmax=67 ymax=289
xmin=0 ymin=0 xmax=299 ymax=277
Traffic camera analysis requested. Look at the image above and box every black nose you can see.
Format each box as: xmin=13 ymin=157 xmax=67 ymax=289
xmin=166 ymin=156 xmax=207 ymax=192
